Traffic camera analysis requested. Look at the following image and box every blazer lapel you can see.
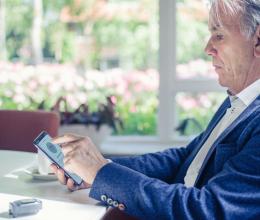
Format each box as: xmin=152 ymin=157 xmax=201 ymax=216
xmin=188 ymin=98 xmax=230 ymax=160
xmin=194 ymin=95 xmax=260 ymax=185
xmin=174 ymin=98 xmax=230 ymax=183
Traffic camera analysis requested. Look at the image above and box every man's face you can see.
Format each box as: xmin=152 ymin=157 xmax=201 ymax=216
xmin=205 ymin=7 xmax=255 ymax=94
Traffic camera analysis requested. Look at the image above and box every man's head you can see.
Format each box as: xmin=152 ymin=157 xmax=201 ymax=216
xmin=205 ymin=0 xmax=260 ymax=94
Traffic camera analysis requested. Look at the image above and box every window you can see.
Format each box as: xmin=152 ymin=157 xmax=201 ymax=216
xmin=0 ymin=0 xmax=226 ymax=148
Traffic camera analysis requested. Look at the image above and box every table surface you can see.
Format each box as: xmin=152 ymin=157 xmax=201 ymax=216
xmin=0 ymin=150 xmax=106 ymax=220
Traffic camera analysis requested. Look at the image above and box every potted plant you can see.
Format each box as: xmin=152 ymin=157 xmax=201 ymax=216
xmin=51 ymin=96 xmax=123 ymax=148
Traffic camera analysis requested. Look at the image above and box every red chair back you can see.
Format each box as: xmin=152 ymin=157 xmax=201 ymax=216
xmin=102 ymin=208 xmax=138 ymax=220
xmin=0 ymin=110 xmax=60 ymax=152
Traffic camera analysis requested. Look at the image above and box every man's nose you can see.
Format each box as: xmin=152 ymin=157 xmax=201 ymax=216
xmin=204 ymin=39 xmax=217 ymax=57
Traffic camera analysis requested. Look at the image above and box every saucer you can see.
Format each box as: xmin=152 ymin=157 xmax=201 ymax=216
xmin=25 ymin=166 xmax=57 ymax=181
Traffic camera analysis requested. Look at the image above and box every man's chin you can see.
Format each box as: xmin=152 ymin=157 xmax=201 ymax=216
xmin=217 ymin=77 xmax=227 ymax=88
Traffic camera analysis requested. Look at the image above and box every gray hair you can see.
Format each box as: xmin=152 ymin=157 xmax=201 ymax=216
xmin=208 ymin=0 xmax=260 ymax=39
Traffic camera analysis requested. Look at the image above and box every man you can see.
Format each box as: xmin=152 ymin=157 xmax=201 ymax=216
xmin=51 ymin=0 xmax=260 ymax=219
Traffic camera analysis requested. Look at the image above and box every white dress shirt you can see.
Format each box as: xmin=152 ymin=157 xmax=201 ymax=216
xmin=184 ymin=79 xmax=260 ymax=187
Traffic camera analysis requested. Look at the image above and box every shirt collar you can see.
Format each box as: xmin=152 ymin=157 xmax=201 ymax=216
xmin=227 ymin=79 xmax=260 ymax=107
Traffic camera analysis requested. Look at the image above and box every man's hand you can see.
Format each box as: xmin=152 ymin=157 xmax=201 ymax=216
xmin=50 ymin=164 xmax=91 ymax=191
xmin=51 ymin=134 xmax=109 ymax=188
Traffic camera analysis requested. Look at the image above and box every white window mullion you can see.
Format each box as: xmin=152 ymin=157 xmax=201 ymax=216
xmin=158 ymin=0 xmax=176 ymax=143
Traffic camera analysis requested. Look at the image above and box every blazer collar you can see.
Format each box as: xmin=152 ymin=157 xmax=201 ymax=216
xmin=194 ymin=95 xmax=260 ymax=185
xmin=177 ymin=97 xmax=230 ymax=182
xmin=189 ymin=98 xmax=230 ymax=161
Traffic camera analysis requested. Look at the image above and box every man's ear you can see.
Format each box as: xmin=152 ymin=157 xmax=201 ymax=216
xmin=253 ymin=25 xmax=260 ymax=57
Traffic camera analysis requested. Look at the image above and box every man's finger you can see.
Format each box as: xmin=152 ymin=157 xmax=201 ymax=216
xmin=67 ymin=178 xmax=77 ymax=191
xmin=50 ymin=163 xmax=58 ymax=174
xmin=63 ymin=152 xmax=74 ymax=172
xmin=57 ymin=168 xmax=67 ymax=185
xmin=61 ymin=142 xmax=75 ymax=155
xmin=52 ymin=134 xmax=82 ymax=145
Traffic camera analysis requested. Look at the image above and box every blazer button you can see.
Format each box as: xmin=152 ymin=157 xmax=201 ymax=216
xmin=113 ymin=200 xmax=119 ymax=208
xmin=118 ymin=203 xmax=126 ymax=211
xmin=101 ymin=195 xmax=107 ymax=202
xmin=107 ymin=198 xmax=113 ymax=206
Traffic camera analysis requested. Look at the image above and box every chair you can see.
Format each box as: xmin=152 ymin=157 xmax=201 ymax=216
xmin=0 ymin=110 xmax=60 ymax=152
xmin=102 ymin=208 xmax=138 ymax=220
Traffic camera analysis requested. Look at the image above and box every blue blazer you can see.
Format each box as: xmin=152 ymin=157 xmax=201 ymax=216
xmin=90 ymin=96 xmax=260 ymax=220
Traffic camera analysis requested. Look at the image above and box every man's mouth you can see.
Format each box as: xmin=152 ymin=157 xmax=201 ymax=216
xmin=213 ymin=64 xmax=222 ymax=70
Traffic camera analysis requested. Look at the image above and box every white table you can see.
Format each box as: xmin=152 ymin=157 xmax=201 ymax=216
xmin=0 ymin=150 xmax=106 ymax=220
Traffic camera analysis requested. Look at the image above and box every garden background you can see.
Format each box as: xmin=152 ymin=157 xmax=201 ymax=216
xmin=0 ymin=0 xmax=225 ymax=136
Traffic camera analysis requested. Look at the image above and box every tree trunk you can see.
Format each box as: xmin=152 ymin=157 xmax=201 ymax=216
xmin=32 ymin=0 xmax=43 ymax=64
xmin=0 ymin=0 xmax=7 ymax=61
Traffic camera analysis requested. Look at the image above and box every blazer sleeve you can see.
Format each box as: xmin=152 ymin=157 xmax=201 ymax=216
xmin=90 ymin=131 xmax=260 ymax=220
xmin=108 ymin=132 xmax=205 ymax=182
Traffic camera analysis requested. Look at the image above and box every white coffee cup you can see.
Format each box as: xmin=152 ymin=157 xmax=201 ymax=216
xmin=37 ymin=150 xmax=52 ymax=175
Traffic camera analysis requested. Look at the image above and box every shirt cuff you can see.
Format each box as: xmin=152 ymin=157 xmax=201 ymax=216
xmin=107 ymin=159 xmax=113 ymax=163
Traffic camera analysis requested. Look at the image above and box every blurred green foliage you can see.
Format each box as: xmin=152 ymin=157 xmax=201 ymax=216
xmin=4 ymin=0 xmax=158 ymax=69
xmin=177 ymin=13 xmax=210 ymax=64
xmin=92 ymin=20 xmax=155 ymax=70
xmin=4 ymin=0 xmax=209 ymax=67
xmin=5 ymin=0 xmax=32 ymax=60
